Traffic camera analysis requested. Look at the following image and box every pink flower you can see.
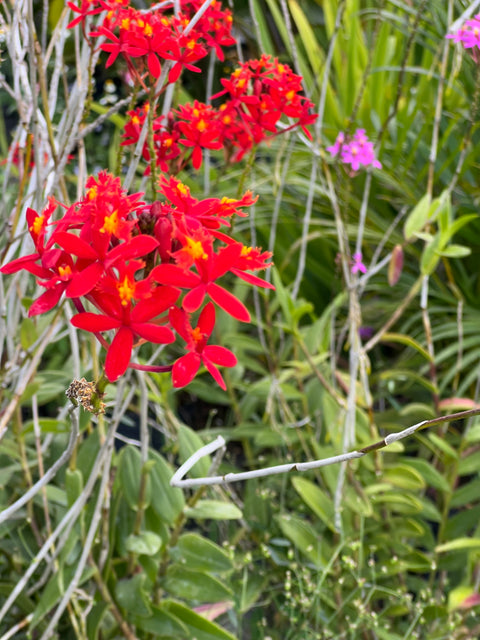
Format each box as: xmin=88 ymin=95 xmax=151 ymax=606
xmin=327 ymin=129 xmax=381 ymax=171
xmin=446 ymin=15 xmax=480 ymax=49
xmin=351 ymin=252 xmax=367 ymax=275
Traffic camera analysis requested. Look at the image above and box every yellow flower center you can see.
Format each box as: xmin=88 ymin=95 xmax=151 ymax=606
xmin=196 ymin=119 xmax=207 ymax=132
xmin=190 ymin=327 xmax=203 ymax=343
xmin=101 ymin=210 xmax=120 ymax=234
xmin=30 ymin=215 xmax=44 ymax=235
xmin=117 ymin=277 xmax=136 ymax=306
xmin=176 ymin=183 xmax=189 ymax=196
xmin=87 ymin=185 xmax=98 ymax=200
xmin=58 ymin=265 xmax=72 ymax=278
xmin=184 ymin=236 xmax=208 ymax=260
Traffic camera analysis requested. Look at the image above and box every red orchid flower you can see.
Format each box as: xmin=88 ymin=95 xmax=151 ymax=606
xmin=169 ymin=302 xmax=236 ymax=389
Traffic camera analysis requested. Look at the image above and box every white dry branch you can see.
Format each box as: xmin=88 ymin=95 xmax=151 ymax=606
xmin=170 ymin=408 xmax=480 ymax=489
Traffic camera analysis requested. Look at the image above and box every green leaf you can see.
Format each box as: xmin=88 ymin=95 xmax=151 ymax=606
xmin=438 ymin=244 xmax=471 ymax=258
xmin=118 ymin=446 xmax=150 ymax=510
xmin=403 ymin=458 xmax=450 ymax=492
xmin=404 ymin=193 xmax=431 ymax=241
xmin=420 ymin=233 xmax=441 ymax=275
xmin=178 ymin=424 xmax=210 ymax=478
xmin=149 ymin=450 xmax=185 ymax=524
xmin=428 ymin=433 xmax=459 ymax=460
xmin=184 ymin=500 xmax=242 ymax=520
xmin=291 ymin=477 xmax=335 ymax=532
xmin=31 ymin=566 xmax=95 ymax=629
xmin=163 ymin=566 xmax=233 ymax=602
xmin=275 ymin=514 xmax=325 ymax=568
xmin=163 ymin=599 xmax=237 ymax=640
xmin=436 ymin=538 xmax=480 ymax=553
xmin=173 ymin=533 xmax=233 ymax=573
xmin=133 ymin=605 xmax=189 ymax=637
xmin=383 ymin=463 xmax=426 ymax=490
xmin=458 ymin=450 xmax=480 ymax=476
xmin=125 ymin=531 xmax=162 ymax=556
xmin=65 ymin=469 xmax=84 ymax=507
xmin=381 ymin=332 xmax=432 ymax=362
xmin=20 ymin=317 xmax=38 ymax=349
xmin=115 ymin=573 xmax=152 ymax=617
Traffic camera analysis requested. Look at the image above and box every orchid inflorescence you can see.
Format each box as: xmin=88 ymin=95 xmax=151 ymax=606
xmin=1 ymin=174 xmax=274 ymax=389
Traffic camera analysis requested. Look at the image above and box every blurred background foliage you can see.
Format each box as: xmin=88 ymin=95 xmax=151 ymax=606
xmin=1 ymin=0 xmax=480 ymax=639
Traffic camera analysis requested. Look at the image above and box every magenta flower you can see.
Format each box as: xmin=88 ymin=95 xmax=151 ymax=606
xmin=327 ymin=129 xmax=381 ymax=171
xmin=446 ymin=15 xmax=480 ymax=49
xmin=351 ymin=252 xmax=367 ymax=275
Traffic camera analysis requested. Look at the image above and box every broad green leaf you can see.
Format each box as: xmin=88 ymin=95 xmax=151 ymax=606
xmin=370 ymin=492 xmax=423 ymax=515
xmin=163 ymin=599 xmax=237 ymax=640
xmin=383 ymin=464 xmax=426 ymax=491
xmin=458 ymin=450 xmax=480 ymax=476
xmin=65 ymin=469 xmax=84 ymax=507
xmin=133 ymin=605 xmax=189 ymax=637
xmin=428 ymin=433 xmax=459 ymax=460
xmin=275 ymin=514 xmax=325 ymax=568
xmin=438 ymin=244 xmax=471 ymax=258
xmin=291 ymin=477 xmax=336 ymax=532
xmin=118 ymin=446 xmax=150 ymax=510
xmin=86 ymin=602 xmax=109 ymax=640
xmin=115 ymin=573 xmax=152 ymax=617
xmin=436 ymin=538 xmax=480 ymax=553
xmin=404 ymin=193 xmax=431 ymax=241
xmin=149 ymin=450 xmax=185 ymax=524
xmin=178 ymin=424 xmax=210 ymax=478
xmin=403 ymin=458 xmax=450 ymax=492
xmin=163 ymin=566 xmax=233 ymax=602
xmin=420 ymin=233 xmax=441 ymax=275
xmin=448 ymin=586 xmax=480 ymax=611
xmin=173 ymin=533 xmax=233 ymax=573
xmin=184 ymin=500 xmax=242 ymax=520
xmin=125 ymin=531 xmax=162 ymax=556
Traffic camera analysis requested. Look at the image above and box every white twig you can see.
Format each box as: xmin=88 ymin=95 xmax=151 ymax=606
xmin=170 ymin=409 xmax=480 ymax=489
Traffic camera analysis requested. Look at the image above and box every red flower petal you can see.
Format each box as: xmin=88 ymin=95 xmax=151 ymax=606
xmin=107 ymin=235 xmax=159 ymax=264
xmin=169 ymin=306 xmax=191 ymax=342
xmin=133 ymin=322 xmax=175 ymax=344
xmin=105 ymin=327 xmax=133 ymax=381
xmin=203 ymin=358 xmax=227 ymax=390
xmin=207 ymin=283 xmax=250 ymax=322
xmin=148 ymin=52 xmax=161 ymax=78
xmin=197 ymin=302 xmax=215 ymax=338
xmin=54 ymin=232 xmax=97 ymax=259
xmin=203 ymin=345 xmax=237 ymax=367
xmin=66 ymin=261 xmax=104 ymax=297
xmin=183 ymin=284 xmax=206 ymax=313
xmin=71 ymin=312 xmax=121 ymax=332
xmin=230 ymin=268 xmax=275 ymax=289
xmin=172 ymin=352 xmax=200 ymax=388
xmin=131 ymin=286 xmax=179 ymax=323
xmin=151 ymin=264 xmax=200 ymax=288
xmin=28 ymin=286 xmax=65 ymax=317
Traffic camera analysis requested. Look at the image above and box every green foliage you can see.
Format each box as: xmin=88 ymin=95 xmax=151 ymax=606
xmin=2 ymin=1 xmax=480 ymax=639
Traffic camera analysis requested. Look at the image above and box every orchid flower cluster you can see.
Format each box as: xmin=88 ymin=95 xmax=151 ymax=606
xmin=122 ymin=55 xmax=317 ymax=170
xmin=327 ymin=128 xmax=382 ymax=172
xmin=68 ymin=0 xmax=235 ymax=83
xmin=1 ymin=173 xmax=273 ymax=389
xmin=446 ymin=14 xmax=480 ymax=50
xmin=1 ymin=0 xmax=322 ymax=394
